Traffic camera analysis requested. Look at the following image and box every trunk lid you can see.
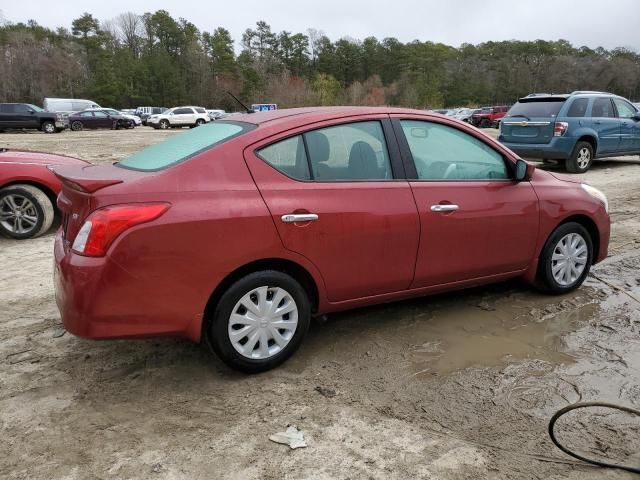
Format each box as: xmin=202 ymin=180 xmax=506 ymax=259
xmin=500 ymin=96 xmax=567 ymax=145
xmin=52 ymin=164 xmax=148 ymax=244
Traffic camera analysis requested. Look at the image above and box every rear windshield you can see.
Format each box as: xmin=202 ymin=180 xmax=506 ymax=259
xmin=507 ymin=99 xmax=565 ymax=118
xmin=117 ymin=121 xmax=254 ymax=171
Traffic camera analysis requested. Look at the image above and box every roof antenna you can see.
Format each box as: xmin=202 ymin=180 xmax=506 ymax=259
xmin=226 ymin=91 xmax=255 ymax=114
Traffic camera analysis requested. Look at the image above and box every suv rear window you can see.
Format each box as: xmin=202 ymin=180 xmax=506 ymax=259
xmin=507 ymin=99 xmax=565 ymax=118
xmin=117 ymin=121 xmax=254 ymax=171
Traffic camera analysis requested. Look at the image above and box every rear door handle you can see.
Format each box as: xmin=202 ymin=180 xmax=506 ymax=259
xmin=430 ymin=204 xmax=459 ymax=212
xmin=281 ymin=213 xmax=319 ymax=223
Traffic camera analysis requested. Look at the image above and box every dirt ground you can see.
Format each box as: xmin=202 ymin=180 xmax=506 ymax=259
xmin=1 ymin=127 xmax=639 ymax=479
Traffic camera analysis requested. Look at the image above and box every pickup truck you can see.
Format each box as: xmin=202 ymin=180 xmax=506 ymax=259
xmin=0 ymin=103 xmax=67 ymax=133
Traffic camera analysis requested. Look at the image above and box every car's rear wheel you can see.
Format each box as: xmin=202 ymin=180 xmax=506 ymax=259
xmin=71 ymin=121 xmax=83 ymax=131
xmin=0 ymin=184 xmax=54 ymax=239
xmin=536 ymin=222 xmax=593 ymax=294
xmin=41 ymin=121 xmax=56 ymax=134
xmin=208 ymin=271 xmax=311 ymax=373
xmin=159 ymin=119 xmax=170 ymax=129
xmin=566 ymin=141 xmax=593 ymax=173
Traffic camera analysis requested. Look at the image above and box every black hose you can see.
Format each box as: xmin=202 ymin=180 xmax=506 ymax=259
xmin=548 ymin=402 xmax=640 ymax=474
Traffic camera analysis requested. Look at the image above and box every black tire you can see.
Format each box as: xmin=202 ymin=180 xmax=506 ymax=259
xmin=41 ymin=121 xmax=56 ymax=134
xmin=0 ymin=184 xmax=54 ymax=239
xmin=195 ymin=119 xmax=205 ymax=126
xmin=207 ymin=270 xmax=311 ymax=373
xmin=566 ymin=141 xmax=593 ymax=174
xmin=71 ymin=121 xmax=83 ymax=131
xmin=159 ymin=119 xmax=170 ymax=130
xmin=480 ymin=119 xmax=490 ymax=128
xmin=536 ymin=222 xmax=593 ymax=294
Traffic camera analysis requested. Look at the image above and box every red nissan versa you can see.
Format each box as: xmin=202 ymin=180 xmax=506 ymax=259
xmin=53 ymin=107 xmax=610 ymax=372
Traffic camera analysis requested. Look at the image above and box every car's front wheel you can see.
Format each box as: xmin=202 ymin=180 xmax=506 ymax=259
xmin=159 ymin=119 xmax=170 ymax=130
xmin=41 ymin=121 xmax=56 ymax=134
xmin=536 ymin=222 xmax=593 ymax=294
xmin=480 ymin=119 xmax=490 ymax=128
xmin=71 ymin=121 xmax=83 ymax=131
xmin=566 ymin=141 xmax=593 ymax=173
xmin=195 ymin=119 xmax=205 ymax=126
xmin=208 ymin=271 xmax=311 ymax=373
xmin=0 ymin=184 xmax=54 ymax=239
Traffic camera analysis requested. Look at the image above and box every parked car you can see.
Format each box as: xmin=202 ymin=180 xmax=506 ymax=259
xmin=52 ymin=107 xmax=610 ymax=372
xmin=499 ymin=91 xmax=640 ymax=173
xmin=135 ymin=107 xmax=167 ymax=125
xmin=147 ymin=106 xmax=210 ymax=129
xmin=68 ymin=109 xmax=134 ymax=131
xmin=207 ymin=109 xmax=226 ymax=121
xmin=100 ymin=108 xmax=142 ymax=126
xmin=0 ymin=148 xmax=88 ymax=238
xmin=471 ymin=106 xmax=510 ymax=128
xmin=44 ymin=98 xmax=101 ymax=117
xmin=0 ymin=103 xmax=67 ymax=133
xmin=450 ymin=108 xmax=475 ymax=123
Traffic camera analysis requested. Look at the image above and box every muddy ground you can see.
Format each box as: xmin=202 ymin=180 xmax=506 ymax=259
xmin=1 ymin=127 xmax=639 ymax=479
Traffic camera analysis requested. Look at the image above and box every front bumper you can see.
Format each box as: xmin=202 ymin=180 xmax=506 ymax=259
xmin=55 ymin=120 xmax=68 ymax=129
xmin=500 ymin=136 xmax=576 ymax=160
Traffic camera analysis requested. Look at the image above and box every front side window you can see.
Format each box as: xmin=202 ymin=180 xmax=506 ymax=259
xmin=592 ymin=98 xmax=615 ymax=118
xmin=401 ymin=120 xmax=509 ymax=181
xmin=118 ymin=121 xmax=253 ymax=171
xmin=305 ymin=121 xmax=392 ymax=181
xmin=195 ymin=107 xmax=206 ymax=113
xmin=93 ymin=111 xmax=107 ymax=117
xmin=258 ymin=135 xmax=310 ymax=180
xmin=174 ymin=108 xmax=193 ymax=115
xmin=79 ymin=111 xmax=93 ymax=117
xmin=613 ymin=98 xmax=637 ymax=119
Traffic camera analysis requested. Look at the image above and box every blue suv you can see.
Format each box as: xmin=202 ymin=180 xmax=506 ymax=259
xmin=499 ymin=91 xmax=640 ymax=173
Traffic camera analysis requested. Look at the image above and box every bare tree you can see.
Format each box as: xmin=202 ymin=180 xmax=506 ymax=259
xmin=115 ymin=12 xmax=144 ymax=56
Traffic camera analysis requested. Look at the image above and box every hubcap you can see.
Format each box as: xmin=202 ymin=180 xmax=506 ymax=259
xmin=45 ymin=123 xmax=54 ymax=133
xmin=0 ymin=194 xmax=39 ymax=234
xmin=577 ymin=148 xmax=591 ymax=169
xmin=228 ymin=286 xmax=298 ymax=360
xmin=551 ymin=233 xmax=588 ymax=286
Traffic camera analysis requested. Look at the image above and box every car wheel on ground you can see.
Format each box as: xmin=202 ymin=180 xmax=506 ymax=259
xmin=566 ymin=141 xmax=593 ymax=173
xmin=0 ymin=184 xmax=54 ymax=239
xmin=41 ymin=121 xmax=56 ymax=134
xmin=208 ymin=270 xmax=311 ymax=373
xmin=536 ymin=222 xmax=592 ymax=294
xmin=159 ymin=120 xmax=170 ymax=130
xmin=480 ymin=119 xmax=490 ymax=128
xmin=195 ymin=119 xmax=205 ymax=126
xmin=71 ymin=121 xmax=83 ymax=131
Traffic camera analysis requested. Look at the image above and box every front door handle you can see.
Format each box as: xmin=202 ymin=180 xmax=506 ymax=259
xmin=430 ymin=204 xmax=459 ymax=212
xmin=281 ymin=213 xmax=319 ymax=223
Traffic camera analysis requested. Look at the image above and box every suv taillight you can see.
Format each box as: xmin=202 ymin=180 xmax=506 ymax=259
xmin=72 ymin=203 xmax=170 ymax=257
xmin=554 ymin=121 xmax=569 ymax=137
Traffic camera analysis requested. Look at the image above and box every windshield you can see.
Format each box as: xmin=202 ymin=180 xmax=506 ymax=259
xmin=507 ymin=99 xmax=565 ymax=118
xmin=117 ymin=121 xmax=254 ymax=171
xmin=28 ymin=104 xmax=45 ymax=112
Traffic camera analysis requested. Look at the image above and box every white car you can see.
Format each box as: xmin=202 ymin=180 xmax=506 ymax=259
xmin=148 ymin=106 xmax=210 ymax=129
xmin=451 ymin=108 xmax=475 ymax=123
xmin=206 ymin=109 xmax=226 ymax=120
xmin=101 ymin=108 xmax=142 ymax=126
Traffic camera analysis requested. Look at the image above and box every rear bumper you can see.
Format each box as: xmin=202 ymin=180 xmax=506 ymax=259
xmin=500 ymin=136 xmax=576 ymax=160
xmin=53 ymin=230 xmax=201 ymax=342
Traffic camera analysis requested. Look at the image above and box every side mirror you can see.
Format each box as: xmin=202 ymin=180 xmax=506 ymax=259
xmin=515 ymin=159 xmax=531 ymax=181
xmin=633 ymin=111 xmax=640 ymax=121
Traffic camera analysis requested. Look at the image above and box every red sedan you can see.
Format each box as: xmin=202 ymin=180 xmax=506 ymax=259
xmin=52 ymin=107 xmax=610 ymax=372
xmin=0 ymin=149 xmax=88 ymax=239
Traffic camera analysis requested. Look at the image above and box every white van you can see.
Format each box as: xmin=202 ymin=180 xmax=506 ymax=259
xmin=44 ymin=98 xmax=101 ymax=116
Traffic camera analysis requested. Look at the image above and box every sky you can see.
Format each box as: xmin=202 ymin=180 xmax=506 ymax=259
xmin=2 ymin=0 xmax=639 ymax=51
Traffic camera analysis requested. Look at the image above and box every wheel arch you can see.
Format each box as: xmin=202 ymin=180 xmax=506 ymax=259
xmin=576 ymin=134 xmax=598 ymax=155
xmin=0 ymin=180 xmax=58 ymax=212
xmin=556 ymin=214 xmax=600 ymax=265
xmin=202 ymin=257 xmax=320 ymax=339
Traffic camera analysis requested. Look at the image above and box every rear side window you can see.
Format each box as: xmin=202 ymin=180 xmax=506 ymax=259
xmin=567 ymin=98 xmax=589 ymax=117
xmin=0 ymin=104 xmax=14 ymax=113
xmin=401 ymin=120 xmax=509 ymax=181
xmin=306 ymin=121 xmax=392 ymax=181
xmin=174 ymin=108 xmax=193 ymax=115
xmin=507 ymin=100 xmax=565 ymax=118
xmin=118 ymin=121 xmax=253 ymax=171
xmin=258 ymin=135 xmax=311 ymax=180
xmin=592 ymin=98 xmax=615 ymax=118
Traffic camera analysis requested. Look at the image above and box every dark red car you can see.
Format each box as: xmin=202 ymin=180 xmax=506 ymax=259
xmin=0 ymin=149 xmax=88 ymax=238
xmin=471 ymin=106 xmax=510 ymax=128
xmin=68 ymin=109 xmax=133 ymax=131
xmin=53 ymin=107 xmax=610 ymax=372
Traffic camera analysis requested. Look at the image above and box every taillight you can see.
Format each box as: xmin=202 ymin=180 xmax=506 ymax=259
xmin=554 ymin=121 xmax=569 ymax=137
xmin=72 ymin=203 xmax=170 ymax=257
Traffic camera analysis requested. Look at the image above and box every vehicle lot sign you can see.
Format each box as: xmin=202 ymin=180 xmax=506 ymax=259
xmin=251 ymin=103 xmax=278 ymax=112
